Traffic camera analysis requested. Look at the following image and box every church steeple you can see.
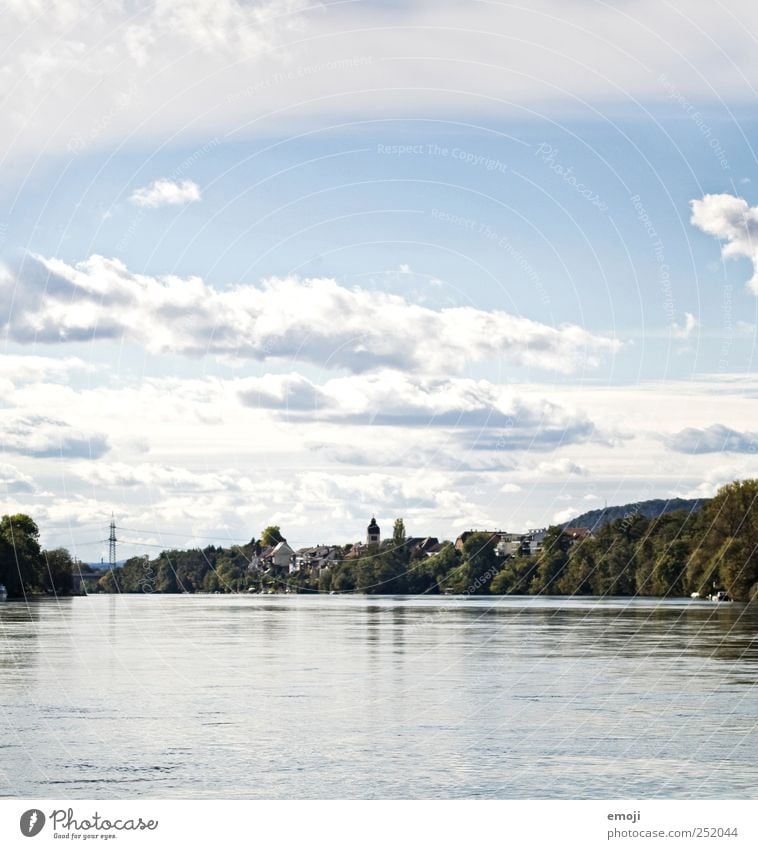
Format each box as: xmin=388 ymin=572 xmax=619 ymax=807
xmin=366 ymin=516 xmax=380 ymax=545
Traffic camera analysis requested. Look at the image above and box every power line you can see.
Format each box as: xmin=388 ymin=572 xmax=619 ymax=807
xmin=108 ymin=515 xmax=117 ymax=570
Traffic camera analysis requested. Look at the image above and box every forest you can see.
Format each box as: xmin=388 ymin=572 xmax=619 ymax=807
xmin=2 ymin=479 xmax=757 ymax=601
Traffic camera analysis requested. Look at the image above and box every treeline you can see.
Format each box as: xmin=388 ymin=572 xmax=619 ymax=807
xmin=0 ymin=514 xmax=80 ymax=597
xmin=494 ymin=479 xmax=758 ymax=601
xmin=96 ymin=480 xmax=758 ymax=601
xmin=4 ymin=480 xmax=758 ymax=601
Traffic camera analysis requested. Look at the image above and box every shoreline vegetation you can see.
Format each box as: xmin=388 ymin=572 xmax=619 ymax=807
xmin=2 ymin=479 xmax=757 ymax=603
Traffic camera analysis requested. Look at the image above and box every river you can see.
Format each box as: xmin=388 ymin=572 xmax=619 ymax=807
xmin=1 ymin=595 xmax=756 ymax=798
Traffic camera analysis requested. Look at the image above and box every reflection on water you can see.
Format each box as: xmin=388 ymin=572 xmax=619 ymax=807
xmin=0 ymin=595 xmax=756 ymax=799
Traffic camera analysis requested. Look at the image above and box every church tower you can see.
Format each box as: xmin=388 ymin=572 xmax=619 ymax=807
xmin=366 ymin=517 xmax=380 ymax=545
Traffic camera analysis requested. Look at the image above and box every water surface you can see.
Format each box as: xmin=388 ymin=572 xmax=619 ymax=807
xmin=1 ymin=595 xmax=756 ymax=798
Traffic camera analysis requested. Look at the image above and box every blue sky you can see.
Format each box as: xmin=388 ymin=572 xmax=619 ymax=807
xmin=1 ymin=0 xmax=758 ymax=559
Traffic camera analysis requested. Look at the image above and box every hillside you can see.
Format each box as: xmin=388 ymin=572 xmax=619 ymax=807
xmin=566 ymin=497 xmax=704 ymax=530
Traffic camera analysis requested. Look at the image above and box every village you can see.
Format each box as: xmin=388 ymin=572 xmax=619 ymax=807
xmin=247 ymin=517 xmax=593 ymax=583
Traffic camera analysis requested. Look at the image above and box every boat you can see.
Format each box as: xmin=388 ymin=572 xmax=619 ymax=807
xmin=0 ymin=583 xmax=7 ymax=601
xmin=709 ymin=589 xmax=732 ymax=602
xmin=690 ymin=592 xmax=702 ymax=599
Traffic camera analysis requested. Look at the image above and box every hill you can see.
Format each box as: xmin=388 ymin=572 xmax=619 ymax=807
xmin=566 ymin=497 xmax=704 ymax=530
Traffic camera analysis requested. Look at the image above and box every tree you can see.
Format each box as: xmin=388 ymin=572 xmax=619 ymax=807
xmin=490 ymin=555 xmax=539 ymax=595
xmin=0 ymin=513 xmax=43 ymax=597
xmin=261 ymin=525 xmax=284 ymax=547
xmin=41 ymin=548 xmax=75 ymax=595
xmin=392 ymin=518 xmax=406 ymax=548
xmin=692 ymin=479 xmax=758 ymax=600
xmin=527 ymin=527 xmax=571 ymax=594
xmin=445 ymin=533 xmax=499 ymax=594
xmin=407 ymin=543 xmax=459 ymax=594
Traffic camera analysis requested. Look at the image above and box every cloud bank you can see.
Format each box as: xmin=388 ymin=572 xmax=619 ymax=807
xmin=665 ymin=423 xmax=758 ymax=454
xmin=5 ymin=1 xmax=758 ymax=160
xmin=0 ymin=414 xmax=109 ymax=459
xmin=3 ymin=254 xmax=620 ymax=375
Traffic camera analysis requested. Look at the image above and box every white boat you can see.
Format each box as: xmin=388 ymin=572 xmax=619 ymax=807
xmin=690 ymin=592 xmax=702 ymax=599
xmin=0 ymin=583 xmax=7 ymax=601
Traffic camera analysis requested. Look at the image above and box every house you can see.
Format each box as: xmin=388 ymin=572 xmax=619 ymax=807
xmin=521 ymin=528 xmax=548 ymax=556
xmin=455 ymin=530 xmax=511 ymax=552
xmin=259 ymin=540 xmax=295 ymax=575
xmin=563 ymin=527 xmax=592 ymax=543
xmin=495 ymin=536 xmax=523 ymax=558
xmin=406 ymin=537 xmax=441 ymax=558
xmin=292 ymin=545 xmax=342 ymax=577
xmin=246 ymin=542 xmax=263 ymax=572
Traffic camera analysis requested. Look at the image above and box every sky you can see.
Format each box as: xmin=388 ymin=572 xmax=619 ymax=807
xmin=2 ymin=0 xmax=758 ymax=561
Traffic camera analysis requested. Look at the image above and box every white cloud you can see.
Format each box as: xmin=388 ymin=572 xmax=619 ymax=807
xmin=0 ymin=354 xmax=95 ymax=386
xmin=671 ymin=312 xmax=698 ymax=339
xmin=4 ymin=362 xmax=758 ymax=556
xmin=70 ymin=462 xmax=255 ymax=494
xmin=0 ymin=413 xmax=109 ymax=459
xmin=535 ymin=458 xmax=590 ymax=478
xmin=676 ymin=466 xmax=744 ymax=500
xmin=129 ymin=178 xmax=201 ymax=208
xmin=552 ymin=506 xmax=580 ymax=525
xmin=0 ymin=463 xmax=35 ymax=493
xmin=664 ymin=423 xmax=758 ymax=454
xmin=4 ymin=1 xmax=758 ymax=161
xmin=500 ymin=483 xmax=522 ymax=493
xmin=238 ymin=370 xmax=599 ymax=433
xmin=4 ymin=254 xmax=620 ymax=374
xmin=691 ymin=194 xmax=758 ymax=294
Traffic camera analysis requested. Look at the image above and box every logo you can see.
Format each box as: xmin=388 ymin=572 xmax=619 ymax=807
xmin=20 ymin=809 xmax=46 ymax=837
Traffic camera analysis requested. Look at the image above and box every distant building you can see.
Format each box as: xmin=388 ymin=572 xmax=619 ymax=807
xmin=455 ymin=530 xmax=504 ymax=552
xmin=563 ymin=527 xmax=592 ymax=542
xmin=495 ymin=537 xmax=522 ymax=558
xmin=522 ymin=528 xmax=548 ymax=556
xmin=366 ymin=517 xmax=380 ymax=545
xmin=292 ymin=545 xmax=342 ymax=577
xmin=259 ymin=540 xmax=295 ymax=575
xmin=407 ymin=536 xmax=441 ymax=558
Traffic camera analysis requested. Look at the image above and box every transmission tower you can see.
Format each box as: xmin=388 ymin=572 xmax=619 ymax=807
xmin=108 ymin=516 xmax=117 ymax=570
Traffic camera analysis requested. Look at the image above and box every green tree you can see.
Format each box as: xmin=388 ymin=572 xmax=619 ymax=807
xmin=407 ymin=543 xmax=459 ymax=594
xmin=528 ymin=527 xmax=571 ymax=594
xmin=445 ymin=533 xmax=499 ymax=594
xmin=392 ymin=518 xmax=406 ymax=548
xmin=261 ymin=525 xmax=284 ymax=547
xmin=0 ymin=514 xmax=43 ymax=597
xmin=41 ymin=548 xmax=75 ymax=595
xmin=490 ymin=555 xmax=539 ymax=594
xmin=691 ymin=479 xmax=758 ymax=600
